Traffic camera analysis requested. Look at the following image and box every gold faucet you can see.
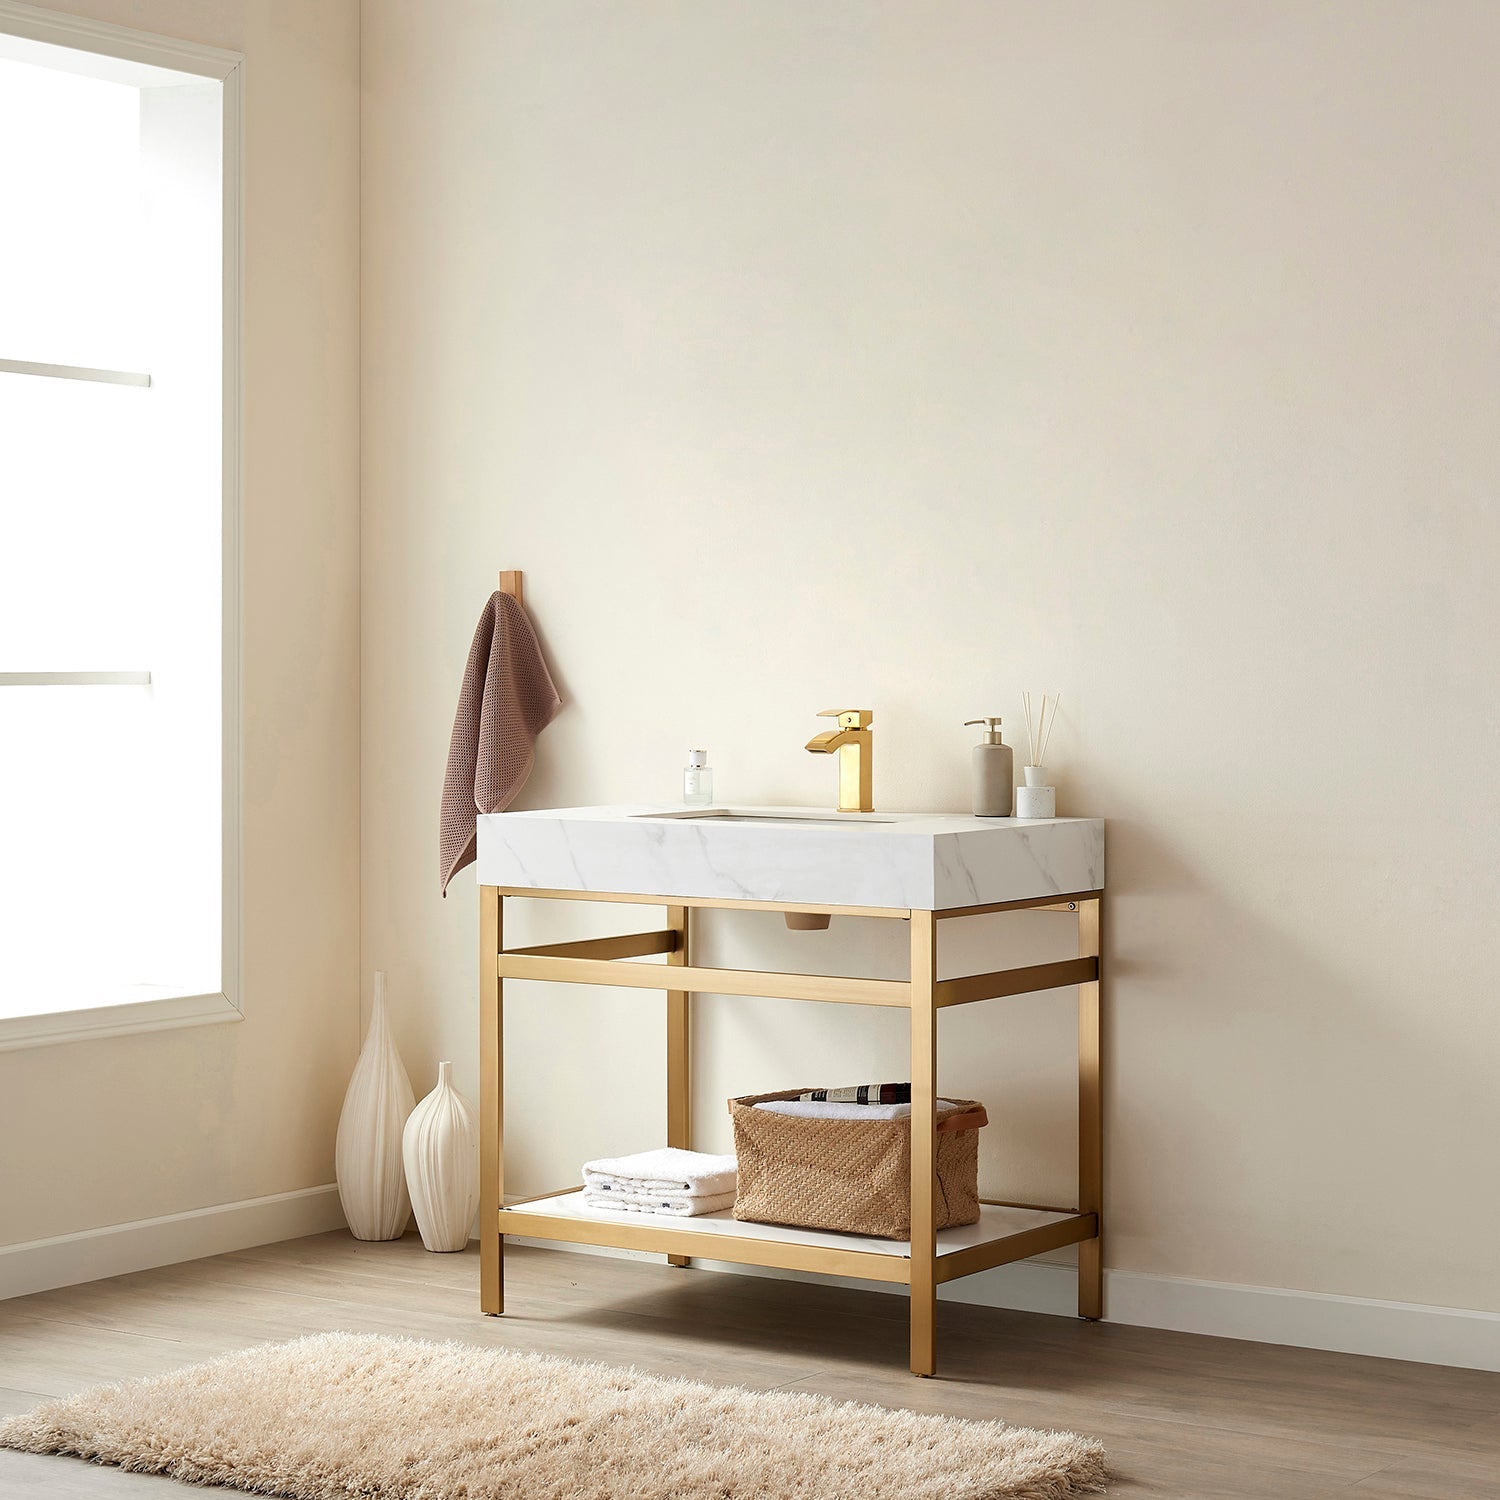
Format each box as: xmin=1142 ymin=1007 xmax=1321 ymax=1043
xmin=805 ymin=708 xmax=874 ymax=813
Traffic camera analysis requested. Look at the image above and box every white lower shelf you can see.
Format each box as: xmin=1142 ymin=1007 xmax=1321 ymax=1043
xmin=498 ymin=1190 xmax=1093 ymax=1285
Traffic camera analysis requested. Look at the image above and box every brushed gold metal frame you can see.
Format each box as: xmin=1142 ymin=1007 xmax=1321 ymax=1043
xmin=479 ymin=884 xmax=1105 ymax=1375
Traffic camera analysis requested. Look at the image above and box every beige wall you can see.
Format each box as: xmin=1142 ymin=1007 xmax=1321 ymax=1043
xmin=362 ymin=0 xmax=1500 ymax=1316
xmin=0 ymin=0 xmax=360 ymax=1244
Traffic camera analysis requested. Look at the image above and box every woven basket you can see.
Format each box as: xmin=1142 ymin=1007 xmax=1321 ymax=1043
xmin=729 ymin=1089 xmax=984 ymax=1240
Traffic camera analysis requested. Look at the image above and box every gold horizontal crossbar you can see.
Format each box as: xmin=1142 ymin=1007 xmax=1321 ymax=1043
xmin=503 ymin=930 xmax=678 ymax=962
xmin=497 ymin=952 xmax=911 ymax=1007
xmin=934 ymin=956 xmax=1099 ymax=1008
xmin=505 ymin=1185 xmax=584 ymax=1206
xmin=980 ymin=1196 xmax=1081 ymax=1216
xmin=497 ymin=1204 xmax=912 ymax=1283
xmin=935 ymin=1213 xmax=1098 ymax=1283
xmin=935 ymin=890 xmax=1102 ymax=920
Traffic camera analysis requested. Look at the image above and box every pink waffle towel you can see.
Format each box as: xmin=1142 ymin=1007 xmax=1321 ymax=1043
xmin=439 ymin=591 xmax=561 ymax=896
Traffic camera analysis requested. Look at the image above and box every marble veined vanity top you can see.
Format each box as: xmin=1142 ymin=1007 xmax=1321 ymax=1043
xmin=476 ymin=805 xmax=1104 ymax=912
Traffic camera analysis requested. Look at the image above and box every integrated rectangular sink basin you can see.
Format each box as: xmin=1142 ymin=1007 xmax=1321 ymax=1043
xmin=477 ymin=804 xmax=1104 ymax=912
xmin=638 ymin=809 xmax=896 ymax=826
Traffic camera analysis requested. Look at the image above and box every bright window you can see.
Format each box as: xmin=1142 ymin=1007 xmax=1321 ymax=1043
xmin=0 ymin=20 xmax=240 ymax=1046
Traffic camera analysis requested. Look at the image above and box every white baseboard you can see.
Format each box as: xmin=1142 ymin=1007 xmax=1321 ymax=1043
xmin=0 ymin=1184 xmax=346 ymax=1302
xmin=511 ymin=1236 xmax=1500 ymax=1373
xmin=1103 ymin=1265 xmax=1500 ymax=1373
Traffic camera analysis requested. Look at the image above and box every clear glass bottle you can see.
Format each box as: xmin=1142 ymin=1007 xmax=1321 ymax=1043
xmin=683 ymin=749 xmax=713 ymax=806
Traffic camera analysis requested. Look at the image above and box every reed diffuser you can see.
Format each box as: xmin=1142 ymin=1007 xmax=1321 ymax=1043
xmin=1018 ymin=692 xmax=1059 ymax=817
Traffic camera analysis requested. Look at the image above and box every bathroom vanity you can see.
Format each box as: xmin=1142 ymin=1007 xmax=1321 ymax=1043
xmin=475 ymin=804 xmax=1105 ymax=1376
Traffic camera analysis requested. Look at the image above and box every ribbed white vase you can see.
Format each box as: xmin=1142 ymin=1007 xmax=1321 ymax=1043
xmin=402 ymin=1061 xmax=480 ymax=1253
xmin=335 ymin=972 xmax=415 ymax=1241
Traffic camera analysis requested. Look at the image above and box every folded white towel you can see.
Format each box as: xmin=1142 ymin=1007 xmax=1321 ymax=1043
xmin=754 ymin=1098 xmax=964 ymax=1121
xmin=581 ymin=1147 xmax=737 ymax=1199
xmin=582 ymin=1188 xmax=736 ymax=1219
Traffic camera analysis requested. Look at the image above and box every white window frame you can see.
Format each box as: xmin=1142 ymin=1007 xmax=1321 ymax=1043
xmin=0 ymin=0 xmax=243 ymax=1051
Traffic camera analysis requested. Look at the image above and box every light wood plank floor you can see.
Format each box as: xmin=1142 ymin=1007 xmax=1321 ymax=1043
xmin=2 ymin=1233 xmax=1498 ymax=1498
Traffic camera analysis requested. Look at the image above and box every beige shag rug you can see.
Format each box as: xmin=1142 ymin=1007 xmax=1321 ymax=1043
xmin=0 ymin=1332 xmax=1107 ymax=1499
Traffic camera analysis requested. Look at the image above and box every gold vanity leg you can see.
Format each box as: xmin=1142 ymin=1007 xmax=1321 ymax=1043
xmin=480 ymin=885 xmax=505 ymax=1314
xmin=666 ymin=904 xmax=692 ymax=1268
xmin=909 ymin=909 xmax=939 ymax=1376
xmin=1078 ymin=896 xmax=1104 ymax=1320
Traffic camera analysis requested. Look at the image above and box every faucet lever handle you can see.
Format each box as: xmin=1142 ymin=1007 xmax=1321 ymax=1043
xmin=817 ymin=708 xmax=873 ymax=730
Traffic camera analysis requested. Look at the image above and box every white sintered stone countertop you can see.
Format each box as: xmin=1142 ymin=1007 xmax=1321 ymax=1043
xmin=476 ymin=805 xmax=1104 ymax=911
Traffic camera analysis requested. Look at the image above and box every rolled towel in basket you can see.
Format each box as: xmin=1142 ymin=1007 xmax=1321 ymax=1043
xmin=582 ymin=1147 xmax=737 ymax=1199
xmin=798 ymin=1083 xmax=910 ymax=1104
xmin=755 ymin=1098 xmax=988 ymax=1131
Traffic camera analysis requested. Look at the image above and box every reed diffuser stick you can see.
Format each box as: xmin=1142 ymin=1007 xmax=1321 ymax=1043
xmin=1038 ymin=693 xmax=1060 ymax=765
xmin=1022 ymin=691 xmax=1058 ymax=768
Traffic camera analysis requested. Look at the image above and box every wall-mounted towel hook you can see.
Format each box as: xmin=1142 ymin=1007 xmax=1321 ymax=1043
xmin=498 ymin=569 xmax=523 ymax=603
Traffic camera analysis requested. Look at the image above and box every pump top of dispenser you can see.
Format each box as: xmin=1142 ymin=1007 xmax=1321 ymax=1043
xmin=687 ymin=749 xmax=708 ymax=767
xmin=965 ymin=718 xmax=1005 ymax=744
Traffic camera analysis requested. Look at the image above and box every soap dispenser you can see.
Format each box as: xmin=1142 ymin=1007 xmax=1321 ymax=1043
xmin=965 ymin=718 xmax=1014 ymax=817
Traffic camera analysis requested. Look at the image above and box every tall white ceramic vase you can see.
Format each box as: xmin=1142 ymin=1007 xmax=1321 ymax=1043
xmin=402 ymin=1061 xmax=480 ymax=1253
xmin=335 ymin=972 xmax=415 ymax=1241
